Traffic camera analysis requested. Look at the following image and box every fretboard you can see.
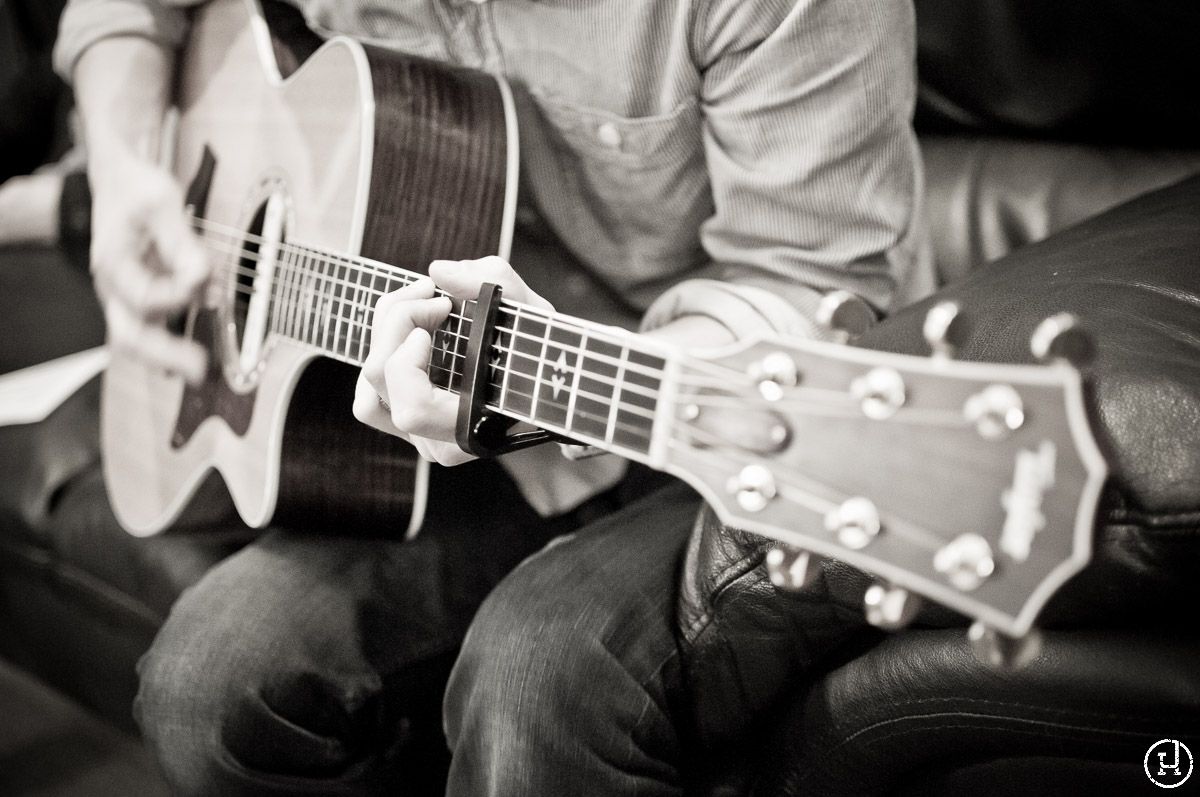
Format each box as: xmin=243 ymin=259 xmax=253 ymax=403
xmin=263 ymin=240 xmax=673 ymax=461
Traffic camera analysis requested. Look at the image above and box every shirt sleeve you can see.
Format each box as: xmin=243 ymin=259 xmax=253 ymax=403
xmin=53 ymin=0 xmax=200 ymax=81
xmin=642 ymin=0 xmax=935 ymax=342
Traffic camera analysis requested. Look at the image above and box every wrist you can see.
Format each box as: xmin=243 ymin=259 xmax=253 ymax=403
xmin=74 ymin=37 xmax=173 ymax=172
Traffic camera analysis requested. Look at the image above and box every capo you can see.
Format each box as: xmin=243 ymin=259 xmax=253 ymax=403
xmin=455 ymin=283 xmax=568 ymax=457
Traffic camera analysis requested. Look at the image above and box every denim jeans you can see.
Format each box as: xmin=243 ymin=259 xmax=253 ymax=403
xmin=444 ymin=481 xmax=700 ymax=797
xmin=135 ymin=458 xmax=588 ymax=796
xmin=134 ymin=460 xmax=684 ymax=796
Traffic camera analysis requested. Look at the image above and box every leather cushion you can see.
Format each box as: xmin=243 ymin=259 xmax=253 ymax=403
xmin=756 ymin=628 xmax=1200 ymax=797
xmin=920 ymin=136 xmax=1200 ymax=283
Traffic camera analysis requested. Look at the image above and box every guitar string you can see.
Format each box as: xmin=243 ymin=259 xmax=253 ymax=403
xmin=192 ymin=219 xmax=834 ymax=392
xmin=423 ymin=365 xmax=659 ymax=446
xmin=193 ymin=229 xmax=688 ymax=426
xmin=193 ymin=229 xmax=975 ymax=428
xmin=673 ymin=393 xmax=971 ymax=426
xmin=194 ymin=231 xmax=789 ymax=395
xmin=190 ymin=223 xmax=974 ymax=427
xmin=195 ymin=214 xmax=837 ymax=406
xmin=194 ymin=219 xmax=751 ymax=386
xmin=188 ymin=223 xmax=752 ymax=445
xmin=195 ymin=232 xmax=880 ymax=406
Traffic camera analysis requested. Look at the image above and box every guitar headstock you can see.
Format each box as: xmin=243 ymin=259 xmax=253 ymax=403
xmin=663 ymin=302 xmax=1107 ymax=664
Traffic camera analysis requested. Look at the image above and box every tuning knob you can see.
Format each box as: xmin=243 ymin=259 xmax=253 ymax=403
xmin=863 ymin=582 xmax=922 ymax=630
xmin=1031 ymin=313 xmax=1095 ymax=368
xmin=817 ymin=290 xmax=876 ymax=340
xmin=923 ymin=301 xmax=966 ymax=360
xmin=933 ymin=533 xmax=995 ymax=591
xmin=765 ymin=545 xmax=821 ymax=590
xmin=968 ymin=621 xmax=1043 ymax=669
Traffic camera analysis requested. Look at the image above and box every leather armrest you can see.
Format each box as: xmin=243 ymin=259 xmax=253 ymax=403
xmin=921 ymin=137 xmax=1200 ymax=283
xmin=757 ymin=628 xmax=1200 ymax=797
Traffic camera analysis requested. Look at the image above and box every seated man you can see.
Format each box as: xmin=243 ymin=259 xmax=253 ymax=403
xmin=55 ymin=0 xmax=932 ymax=793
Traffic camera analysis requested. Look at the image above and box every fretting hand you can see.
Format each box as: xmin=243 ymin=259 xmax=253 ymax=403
xmin=353 ymin=256 xmax=554 ymax=466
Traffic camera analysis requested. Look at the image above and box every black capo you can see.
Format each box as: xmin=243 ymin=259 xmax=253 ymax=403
xmin=455 ymin=283 xmax=568 ymax=457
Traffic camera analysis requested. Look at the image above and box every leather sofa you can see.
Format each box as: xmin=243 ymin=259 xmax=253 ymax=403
xmin=2 ymin=0 xmax=1199 ymax=793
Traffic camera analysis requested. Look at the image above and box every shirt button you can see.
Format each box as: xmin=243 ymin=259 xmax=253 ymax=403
xmin=596 ymin=122 xmax=622 ymax=149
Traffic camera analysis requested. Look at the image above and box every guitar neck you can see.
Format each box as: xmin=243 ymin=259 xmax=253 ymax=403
xmin=267 ymin=239 xmax=679 ymax=465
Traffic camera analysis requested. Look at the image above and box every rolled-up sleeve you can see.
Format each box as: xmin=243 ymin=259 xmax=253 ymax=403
xmin=643 ymin=0 xmax=935 ymax=341
xmin=54 ymin=0 xmax=199 ymax=81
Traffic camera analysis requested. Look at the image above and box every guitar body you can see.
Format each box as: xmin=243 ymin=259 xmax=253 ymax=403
xmin=101 ymin=0 xmax=516 ymax=536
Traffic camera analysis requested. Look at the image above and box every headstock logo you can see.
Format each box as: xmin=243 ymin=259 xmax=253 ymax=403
xmin=1000 ymin=441 xmax=1057 ymax=562
xmin=1145 ymin=739 xmax=1193 ymax=788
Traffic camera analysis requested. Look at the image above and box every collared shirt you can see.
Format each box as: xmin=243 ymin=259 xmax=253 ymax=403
xmin=56 ymin=0 xmax=935 ymax=514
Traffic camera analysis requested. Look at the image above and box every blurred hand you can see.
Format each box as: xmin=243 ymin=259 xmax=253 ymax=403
xmin=353 ymin=256 xmax=554 ymax=466
xmin=89 ymin=153 xmax=210 ymax=382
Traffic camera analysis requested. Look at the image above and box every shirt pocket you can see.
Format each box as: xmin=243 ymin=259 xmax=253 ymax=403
xmin=532 ymin=92 xmax=702 ymax=168
xmin=525 ymin=93 xmax=710 ymax=288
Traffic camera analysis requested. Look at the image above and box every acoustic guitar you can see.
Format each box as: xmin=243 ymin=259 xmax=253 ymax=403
xmin=102 ymin=0 xmax=1108 ymax=657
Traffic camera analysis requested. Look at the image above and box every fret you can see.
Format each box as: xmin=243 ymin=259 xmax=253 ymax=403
xmin=309 ymin=253 xmax=324 ymax=343
xmin=528 ymin=316 xmax=555 ymax=424
xmin=300 ymin=253 xmax=317 ymax=345
xmin=568 ymin=335 xmax=623 ymax=442
xmin=346 ymin=261 xmax=363 ymax=362
xmin=493 ymin=307 xmax=517 ymax=408
xmin=531 ymin=322 xmax=583 ymax=430
xmin=268 ymin=247 xmax=287 ymax=334
xmin=604 ymin=343 xmax=630 ymax=447
xmin=292 ymin=251 xmax=310 ymax=341
xmin=361 ymin=264 xmax=379 ymax=359
xmin=500 ymin=310 xmax=546 ymax=419
xmin=283 ymin=250 xmax=301 ymax=340
xmin=611 ymin=347 xmax=663 ymax=454
xmin=317 ymin=253 xmax=333 ymax=352
xmin=331 ymin=258 xmax=348 ymax=356
xmin=429 ymin=298 xmax=463 ymax=391
xmin=283 ymin=249 xmax=298 ymax=339
xmin=338 ymin=259 xmax=352 ymax=360
xmin=563 ymin=329 xmax=588 ymax=431
xmin=352 ymin=263 xmax=369 ymax=363
xmin=451 ymin=302 xmax=469 ymax=393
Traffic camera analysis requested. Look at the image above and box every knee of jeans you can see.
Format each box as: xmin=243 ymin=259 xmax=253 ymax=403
xmin=445 ymin=539 xmax=631 ymax=733
xmin=135 ymin=574 xmax=250 ymax=752
xmin=135 ymin=548 xmax=404 ymax=791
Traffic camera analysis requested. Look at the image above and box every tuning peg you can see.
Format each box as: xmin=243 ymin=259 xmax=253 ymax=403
xmin=922 ymin=301 xmax=966 ymax=359
xmin=933 ymin=533 xmax=996 ymax=591
xmin=1030 ymin=313 xmax=1095 ymax=368
xmin=863 ymin=582 xmax=922 ymax=630
xmin=816 ymin=291 xmax=876 ymax=340
xmin=765 ymin=545 xmax=821 ymax=591
xmin=968 ymin=621 xmax=1042 ymax=669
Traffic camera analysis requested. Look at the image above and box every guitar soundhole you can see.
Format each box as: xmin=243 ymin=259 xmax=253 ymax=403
xmin=231 ymin=201 xmax=268 ymax=346
xmin=224 ymin=188 xmax=290 ymax=384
